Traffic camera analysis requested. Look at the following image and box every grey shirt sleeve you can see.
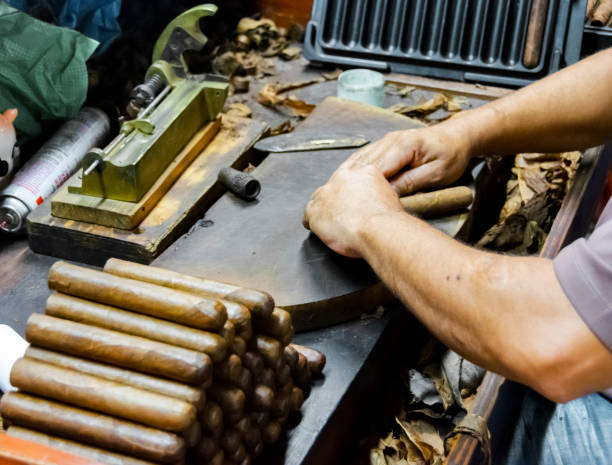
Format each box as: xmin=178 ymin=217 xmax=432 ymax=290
xmin=553 ymin=199 xmax=612 ymax=353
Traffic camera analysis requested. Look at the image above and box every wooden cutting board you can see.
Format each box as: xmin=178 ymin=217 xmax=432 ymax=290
xmin=156 ymin=98 xmax=468 ymax=330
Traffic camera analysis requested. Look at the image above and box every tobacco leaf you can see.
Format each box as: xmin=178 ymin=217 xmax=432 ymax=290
xmin=236 ymin=17 xmax=278 ymax=35
xmin=322 ymin=68 xmax=343 ymax=80
xmin=224 ymin=103 xmax=252 ymax=118
xmin=396 ymin=417 xmax=444 ymax=464
xmin=387 ymin=94 xmax=467 ymax=116
xmin=257 ymin=81 xmax=318 ymax=118
xmin=264 ymin=119 xmax=297 ymax=137
xmin=280 ymin=46 xmax=301 ymax=61
xmin=386 ymin=84 xmax=417 ymax=97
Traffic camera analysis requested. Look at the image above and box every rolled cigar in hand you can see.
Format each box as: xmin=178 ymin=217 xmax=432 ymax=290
xmin=261 ymin=420 xmax=282 ymax=444
xmin=253 ymin=308 xmax=294 ymax=346
xmin=250 ymin=384 xmax=274 ymax=411
xmin=104 ymin=258 xmax=274 ymax=318
xmin=215 ymin=354 xmax=242 ymax=383
xmin=243 ymin=351 xmax=264 ymax=377
xmin=230 ymin=336 xmax=247 ymax=358
xmin=25 ymin=314 xmax=211 ymax=384
xmin=46 ymin=294 xmax=227 ymax=362
xmin=400 ymin=186 xmax=473 ymax=218
xmin=290 ymin=344 xmax=326 ymax=376
xmin=0 ymin=393 xmax=185 ymax=463
xmin=25 ymin=347 xmax=205 ymax=409
xmin=48 ymin=261 xmax=227 ymax=330
xmin=254 ymin=336 xmax=282 ymax=367
xmin=209 ymin=384 xmax=245 ymax=416
xmin=10 ymin=358 xmax=196 ymax=432
xmin=7 ymin=427 xmax=159 ymax=465
xmin=200 ymin=401 xmax=223 ymax=435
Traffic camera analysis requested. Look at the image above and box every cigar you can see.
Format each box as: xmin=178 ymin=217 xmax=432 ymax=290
xmin=254 ymin=336 xmax=282 ymax=367
xmin=523 ymin=0 xmax=549 ymax=68
xmin=243 ymin=352 xmax=264 ymax=377
xmin=289 ymin=344 xmax=326 ymax=376
xmin=249 ymin=384 xmax=274 ymax=411
xmin=215 ymin=354 xmax=242 ymax=384
xmin=237 ymin=456 xmax=252 ymax=465
xmin=0 ymin=393 xmax=185 ymax=463
xmin=25 ymin=314 xmax=212 ymax=385
xmin=243 ymin=427 xmax=262 ymax=452
xmin=195 ymin=436 xmax=218 ymax=461
xmin=253 ymin=308 xmax=294 ymax=346
xmin=103 ymin=258 xmax=274 ymax=318
xmin=48 ymin=261 xmax=227 ymax=330
xmin=209 ymin=449 xmax=224 ymax=465
xmin=200 ymin=401 xmax=223 ymax=435
xmin=7 ymin=427 xmax=159 ymax=465
xmin=46 ymin=294 xmax=227 ymax=362
xmin=592 ymin=0 xmax=612 ymax=25
xmin=275 ymin=362 xmax=291 ymax=386
xmin=237 ymin=324 xmax=253 ymax=343
xmin=292 ymin=352 xmax=311 ymax=387
xmin=220 ymin=320 xmax=236 ymax=345
xmin=261 ymin=420 xmax=282 ymax=444
xmin=25 ymin=347 xmax=205 ymax=409
xmin=181 ymin=421 xmax=201 ymax=448
xmin=10 ymin=358 xmax=196 ymax=432
xmin=249 ymin=411 xmax=269 ymax=428
xmin=209 ymin=384 xmax=246 ymax=416
xmin=220 ymin=428 xmax=242 ymax=454
xmin=283 ymin=345 xmax=298 ymax=371
xmin=229 ymin=336 xmax=247 ymax=358
xmin=233 ymin=416 xmax=251 ymax=436
xmin=257 ymin=368 xmax=276 ymax=390
xmin=227 ymin=442 xmax=247 ymax=464
xmin=272 ymin=393 xmax=290 ymax=419
xmin=289 ymin=386 xmax=305 ymax=412
xmin=224 ymin=302 xmax=252 ymax=337
xmin=399 ymin=186 xmax=473 ymax=218
xmin=279 ymin=380 xmax=293 ymax=397
xmin=237 ymin=368 xmax=253 ymax=394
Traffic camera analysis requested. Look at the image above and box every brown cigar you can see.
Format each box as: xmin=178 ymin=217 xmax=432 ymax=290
xmin=224 ymin=302 xmax=252 ymax=337
xmin=215 ymin=354 xmax=243 ymax=384
xmin=181 ymin=421 xmax=201 ymax=448
xmin=289 ymin=386 xmax=305 ymax=412
xmin=279 ymin=380 xmax=293 ymax=397
xmin=289 ymin=344 xmax=326 ymax=376
xmin=209 ymin=384 xmax=245 ymax=416
xmin=103 ymin=258 xmax=274 ymax=318
xmin=249 ymin=411 xmax=269 ymax=428
xmin=523 ymin=0 xmax=549 ymax=68
xmin=195 ymin=436 xmax=218 ymax=461
xmin=25 ymin=347 xmax=205 ymax=409
xmin=592 ymin=0 xmax=612 ymax=25
xmin=237 ymin=324 xmax=253 ymax=343
xmin=227 ymin=443 xmax=247 ymax=463
xmin=220 ymin=320 xmax=236 ymax=345
xmin=237 ymin=368 xmax=253 ymax=394
xmin=272 ymin=393 xmax=290 ymax=419
xmin=400 ymin=186 xmax=473 ymax=218
xmin=249 ymin=384 xmax=274 ymax=411
xmin=292 ymin=352 xmax=312 ymax=387
xmin=261 ymin=420 xmax=282 ymax=444
xmin=254 ymin=336 xmax=282 ymax=367
xmin=46 ymin=294 xmax=227 ymax=362
xmin=7 ymin=427 xmax=159 ymax=465
xmin=0 ymin=393 xmax=185 ymax=463
xmin=283 ymin=345 xmax=299 ymax=370
xmin=10 ymin=358 xmax=196 ymax=432
xmin=48 ymin=261 xmax=227 ymax=330
xmin=200 ymin=401 xmax=223 ymax=435
xmin=253 ymin=308 xmax=294 ymax=345
xmin=25 ymin=314 xmax=211 ymax=384
xmin=257 ymin=368 xmax=276 ymax=390
xmin=233 ymin=416 xmax=251 ymax=436
xmin=243 ymin=426 xmax=262 ymax=452
xmin=230 ymin=336 xmax=247 ymax=358
xmin=242 ymin=352 xmax=264 ymax=377
xmin=275 ymin=362 xmax=291 ymax=386
xmin=209 ymin=449 xmax=224 ymax=465
xmin=220 ymin=429 xmax=242 ymax=454
xmin=237 ymin=456 xmax=252 ymax=465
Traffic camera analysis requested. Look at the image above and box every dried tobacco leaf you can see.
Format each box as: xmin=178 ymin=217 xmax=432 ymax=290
xmin=396 ymin=417 xmax=444 ymax=464
xmin=387 ymin=94 xmax=467 ymax=116
xmin=264 ymin=119 xmax=297 ymax=137
xmin=280 ymin=46 xmax=301 ymax=61
xmin=386 ymin=84 xmax=417 ymax=97
xmin=322 ymin=68 xmax=343 ymax=80
xmin=257 ymin=81 xmax=318 ymax=118
xmin=224 ymin=103 xmax=252 ymax=118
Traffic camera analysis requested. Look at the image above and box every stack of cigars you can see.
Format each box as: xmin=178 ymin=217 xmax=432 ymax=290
xmin=0 ymin=259 xmax=325 ymax=465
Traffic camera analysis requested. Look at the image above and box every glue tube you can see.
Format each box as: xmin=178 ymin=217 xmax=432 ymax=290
xmin=0 ymin=107 xmax=111 ymax=233
xmin=0 ymin=324 xmax=28 ymax=393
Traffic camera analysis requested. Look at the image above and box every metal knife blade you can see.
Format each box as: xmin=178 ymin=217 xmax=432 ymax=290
xmin=254 ymin=133 xmax=369 ymax=153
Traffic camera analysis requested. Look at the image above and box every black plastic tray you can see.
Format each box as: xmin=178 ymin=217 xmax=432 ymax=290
xmin=304 ymin=0 xmax=588 ymax=87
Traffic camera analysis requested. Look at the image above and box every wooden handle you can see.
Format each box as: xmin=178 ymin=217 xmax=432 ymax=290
xmin=523 ymin=0 xmax=550 ymax=69
xmin=399 ymin=186 xmax=473 ymax=218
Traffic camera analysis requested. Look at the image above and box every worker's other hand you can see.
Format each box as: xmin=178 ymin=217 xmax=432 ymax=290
xmin=347 ymin=125 xmax=472 ymax=195
xmin=303 ymin=162 xmax=403 ymax=258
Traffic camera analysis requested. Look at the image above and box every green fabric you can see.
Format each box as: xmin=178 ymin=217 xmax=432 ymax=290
xmin=0 ymin=3 xmax=99 ymax=136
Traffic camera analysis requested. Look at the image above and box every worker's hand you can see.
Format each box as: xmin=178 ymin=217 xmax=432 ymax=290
xmin=303 ymin=162 xmax=403 ymax=258
xmin=2 ymin=109 xmax=18 ymax=125
xmin=347 ymin=125 xmax=472 ymax=195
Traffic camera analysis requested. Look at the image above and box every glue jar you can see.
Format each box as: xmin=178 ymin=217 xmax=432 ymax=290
xmin=337 ymin=69 xmax=385 ymax=107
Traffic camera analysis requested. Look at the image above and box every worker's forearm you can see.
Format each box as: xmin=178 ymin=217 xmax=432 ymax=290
xmin=440 ymin=48 xmax=612 ymax=157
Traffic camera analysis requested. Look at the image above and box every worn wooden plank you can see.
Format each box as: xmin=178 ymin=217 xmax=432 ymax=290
xmin=27 ymin=116 xmax=267 ymax=266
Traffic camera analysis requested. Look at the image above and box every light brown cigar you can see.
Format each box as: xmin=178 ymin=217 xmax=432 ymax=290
xmin=180 ymin=421 xmax=201 ymax=448
xmin=254 ymin=336 xmax=282 ymax=367
xmin=592 ymin=0 xmax=612 ymax=25
xmin=272 ymin=393 xmax=290 ymax=419
xmin=250 ymin=384 xmax=274 ymax=411
xmin=243 ymin=427 xmax=262 ymax=452
xmin=48 ymin=261 xmax=226 ymax=330
xmin=224 ymin=302 xmax=252 ymax=336
xmin=290 ymin=386 xmax=305 ymax=412
xmin=209 ymin=384 xmax=245 ymax=416
xmin=257 ymin=368 xmax=276 ymax=390
xmin=103 ymin=258 xmax=274 ymax=317
xmin=243 ymin=352 xmax=264 ymax=377
xmin=25 ymin=347 xmax=205 ymax=409
xmin=249 ymin=411 xmax=269 ymax=428
xmin=230 ymin=336 xmax=247 ymax=358
xmin=10 ymin=358 xmax=196 ymax=432
xmin=220 ymin=429 xmax=242 ymax=454
xmin=0 ymin=393 xmax=185 ymax=463
xmin=283 ymin=345 xmax=298 ymax=371
xmin=290 ymin=344 xmax=326 ymax=376
xmin=275 ymin=362 xmax=291 ymax=386
xmin=253 ymin=308 xmax=294 ymax=346
xmin=46 ymin=294 xmax=227 ymax=362
xmin=7 ymin=427 xmax=159 ymax=465
xmin=399 ymin=186 xmax=473 ymax=218
xmin=25 ymin=314 xmax=212 ymax=384
xmin=215 ymin=354 xmax=242 ymax=383
xmin=261 ymin=420 xmax=282 ymax=444
xmin=200 ymin=401 xmax=223 ymax=434
xmin=523 ymin=0 xmax=549 ymax=68
xmin=237 ymin=368 xmax=253 ymax=394
xmin=227 ymin=443 xmax=247 ymax=464
xmin=220 ymin=320 xmax=236 ymax=345
xmin=233 ymin=416 xmax=251 ymax=436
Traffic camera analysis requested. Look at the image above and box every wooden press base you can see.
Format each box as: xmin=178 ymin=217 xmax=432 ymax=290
xmin=51 ymin=118 xmax=221 ymax=230
xmin=27 ymin=116 xmax=267 ymax=265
